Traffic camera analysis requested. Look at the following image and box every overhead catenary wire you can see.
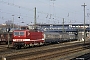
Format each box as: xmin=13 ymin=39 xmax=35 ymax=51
xmin=0 ymin=9 xmax=33 ymax=19
xmin=35 ymin=0 xmax=84 ymax=24
xmin=0 ymin=0 xmax=86 ymax=24
xmin=0 ymin=0 xmax=34 ymax=11
xmin=0 ymin=0 xmax=79 ymax=17
xmin=0 ymin=0 xmax=83 ymax=15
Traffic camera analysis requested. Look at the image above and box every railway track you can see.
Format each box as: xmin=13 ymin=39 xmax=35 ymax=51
xmin=2 ymin=42 xmax=90 ymax=60
xmin=71 ymin=53 xmax=90 ymax=60
xmin=28 ymin=46 xmax=85 ymax=60
xmin=0 ymin=41 xmax=79 ymax=55
xmin=0 ymin=40 xmax=90 ymax=60
xmin=0 ymin=40 xmax=85 ymax=51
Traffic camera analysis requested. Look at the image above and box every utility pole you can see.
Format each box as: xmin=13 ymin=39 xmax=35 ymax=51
xmin=12 ymin=15 xmax=14 ymax=29
xmin=6 ymin=28 xmax=10 ymax=48
xmin=63 ymin=18 xmax=65 ymax=32
xmin=81 ymin=3 xmax=87 ymax=44
xmin=8 ymin=32 xmax=9 ymax=48
xmin=34 ymin=7 xmax=37 ymax=30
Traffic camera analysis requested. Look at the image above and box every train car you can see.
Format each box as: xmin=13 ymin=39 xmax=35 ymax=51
xmin=12 ymin=30 xmax=77 ymax=49
xmin=13 ymin=30 xmax=44 ymax=49
xmin=43 ymin=32 xmax=70 ymax=43
xmin=0 ymin=32 xmax=13 ymax=44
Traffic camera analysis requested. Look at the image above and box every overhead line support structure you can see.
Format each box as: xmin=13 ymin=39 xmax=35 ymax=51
xmin=81 ymin=3 xmax=87 ymax=44
xmin=34 ymin=7 xmax=37 ymax=30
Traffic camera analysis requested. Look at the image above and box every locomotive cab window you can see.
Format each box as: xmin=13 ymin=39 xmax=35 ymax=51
xmin=20 ymin=32 xmax=24 ymax=36
xmin=14 ymin=32 xmax=19 ymax=36
xmin=14 ymin=32 xmax=25 ymax=36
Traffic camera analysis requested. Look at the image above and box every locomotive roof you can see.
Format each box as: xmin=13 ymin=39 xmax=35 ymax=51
xmin=13 ymin=29 xmax=41 ymax=32
xmin=14 ymin=30 xmax=29 ymax=31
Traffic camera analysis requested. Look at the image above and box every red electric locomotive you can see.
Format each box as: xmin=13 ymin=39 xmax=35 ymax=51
xmin=13 ymin=30 xmax=44 ymax=49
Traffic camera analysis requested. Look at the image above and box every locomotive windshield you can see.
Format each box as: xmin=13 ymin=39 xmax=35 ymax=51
xmin=14 ymin=31 xmax=24 ymax=36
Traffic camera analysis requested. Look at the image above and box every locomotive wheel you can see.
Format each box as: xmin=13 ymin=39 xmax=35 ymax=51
xmin=18 ymin=46 xmax=21 ymax=49
xmin=24 ymin=44 xmax=27 ymax=49
xmin=57 ymin=41 xmax=60 ymax=44
xmin=29 ymin=43 xmax=34 ymax=47
xmin=15 ymin=46 xmax=19 ymax=50
xmin=36 ymin=43 xmax=40 ymax=47
xmin=24 ymin=46 xmax=27 ymax=49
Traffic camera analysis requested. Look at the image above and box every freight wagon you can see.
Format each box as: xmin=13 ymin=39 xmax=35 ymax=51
xmin=0 ymin=32 xmax=13 ymax=44
xmin=12 ymin=30 xmax=77 ymax=49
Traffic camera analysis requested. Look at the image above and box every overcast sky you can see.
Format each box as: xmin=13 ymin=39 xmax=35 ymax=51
xmin=0 ymin=0 xmax=90 ymax=25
